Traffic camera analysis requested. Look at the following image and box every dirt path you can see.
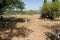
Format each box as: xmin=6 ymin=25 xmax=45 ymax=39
xmin=12 ymin=14 xmax=60 ymax=40
xmin=11 ymin=14 xmax=49 ymax=40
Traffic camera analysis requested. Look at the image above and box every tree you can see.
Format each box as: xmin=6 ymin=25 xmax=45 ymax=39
xmin=18 ymin=2 xmax=25 ymax=12
xmin=44 ymin=0 xmax=47 ymax=3
xmin=41 ymin=2 xmax=60 ymax=20
xmin=0 ymin=0 xmax=25 ymax=15
xmin=52 ymin=0 xmax=59 ymax=2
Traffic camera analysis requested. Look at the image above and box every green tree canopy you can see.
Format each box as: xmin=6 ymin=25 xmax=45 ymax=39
xmin=0 ymin=0 xmax=25 ymax=15
xmin=52 ymin=0 xmax=59 ymax=2
xmin=44 ymin=0 xmax=47 ymax=3
xmin=41 ymin=2 xmax=60 ymax=19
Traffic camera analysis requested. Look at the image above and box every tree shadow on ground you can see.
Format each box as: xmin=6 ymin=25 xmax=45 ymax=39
xmin=0 ymin=17 xmax=33 ymax=40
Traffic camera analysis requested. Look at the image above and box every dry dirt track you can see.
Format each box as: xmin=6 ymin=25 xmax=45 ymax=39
xmin=10 ymin=14 xmax=60 ymax=40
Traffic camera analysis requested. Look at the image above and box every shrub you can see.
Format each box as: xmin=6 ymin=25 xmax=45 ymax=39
xmin=25 ymin=10 xmax=34 ymax=15
xmin=41 ymin=2 xmax=60 ymax=20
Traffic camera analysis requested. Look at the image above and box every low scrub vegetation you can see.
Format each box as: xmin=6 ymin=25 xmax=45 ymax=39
xmin=41 ymin=2 xmax=60 ymax=20
xmin=25 ymin=10 xmax=35 ymax=15
xmin=4 ymin=10 xmax=35 ymax=15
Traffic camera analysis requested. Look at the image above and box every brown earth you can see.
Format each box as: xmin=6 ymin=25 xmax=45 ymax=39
xmin=1 ymin=14 xmax=60 ymax=40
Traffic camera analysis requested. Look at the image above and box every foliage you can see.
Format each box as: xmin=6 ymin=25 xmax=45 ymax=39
xmin=18 ymin=2 xmax=25 ymax=12
xmin=25 ymin=10 xmax=34 ymax=15
xmin=44 ymin=0 xmax=47 ymax=3
xmin=3 ymin=10 xmax=35 ymax=15
xmin=4 ymin=11 xmax=24 ymax=15
xmin=0 ymin=0 xmax=25 ymax=15
xmin=52 ymin=0 xmax=59 ymax=2
xmin=41 ymin=2 xmax=60 ymax=20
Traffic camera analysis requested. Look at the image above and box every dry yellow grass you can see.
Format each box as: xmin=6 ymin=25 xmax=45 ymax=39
xmin=1 ymin=14 xmax=60 ymax=40
xmin=11 ymin=14 xmax=60 ymax=40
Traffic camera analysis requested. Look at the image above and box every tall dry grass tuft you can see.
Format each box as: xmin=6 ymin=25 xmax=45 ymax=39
xmin=45 ymin=23 xmax=60 ymax=40
xmin=0 ymin=17 xmax=32 ymax=40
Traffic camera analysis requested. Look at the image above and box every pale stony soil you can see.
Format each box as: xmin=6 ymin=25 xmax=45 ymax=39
xmin=2 ymin=14 xmax=60 ymax=40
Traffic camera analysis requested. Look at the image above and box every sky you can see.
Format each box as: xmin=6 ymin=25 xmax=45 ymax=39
xmin=22 ymin=0 xmax=52 ymax=10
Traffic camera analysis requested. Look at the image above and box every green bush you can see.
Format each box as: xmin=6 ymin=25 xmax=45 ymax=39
xmin=4 ymin=10 xmax=35 ymax=15
xmin=4 ymin=11 xmax=26 ymax=15
xmin=41 ymin=2 xmax=60 ymax=20
xmin=25 ymin=10 xmax=34 ymax=15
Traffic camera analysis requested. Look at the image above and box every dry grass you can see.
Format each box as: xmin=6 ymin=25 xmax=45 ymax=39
xmin=0 ymin=14 xmax=60 ymax=40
